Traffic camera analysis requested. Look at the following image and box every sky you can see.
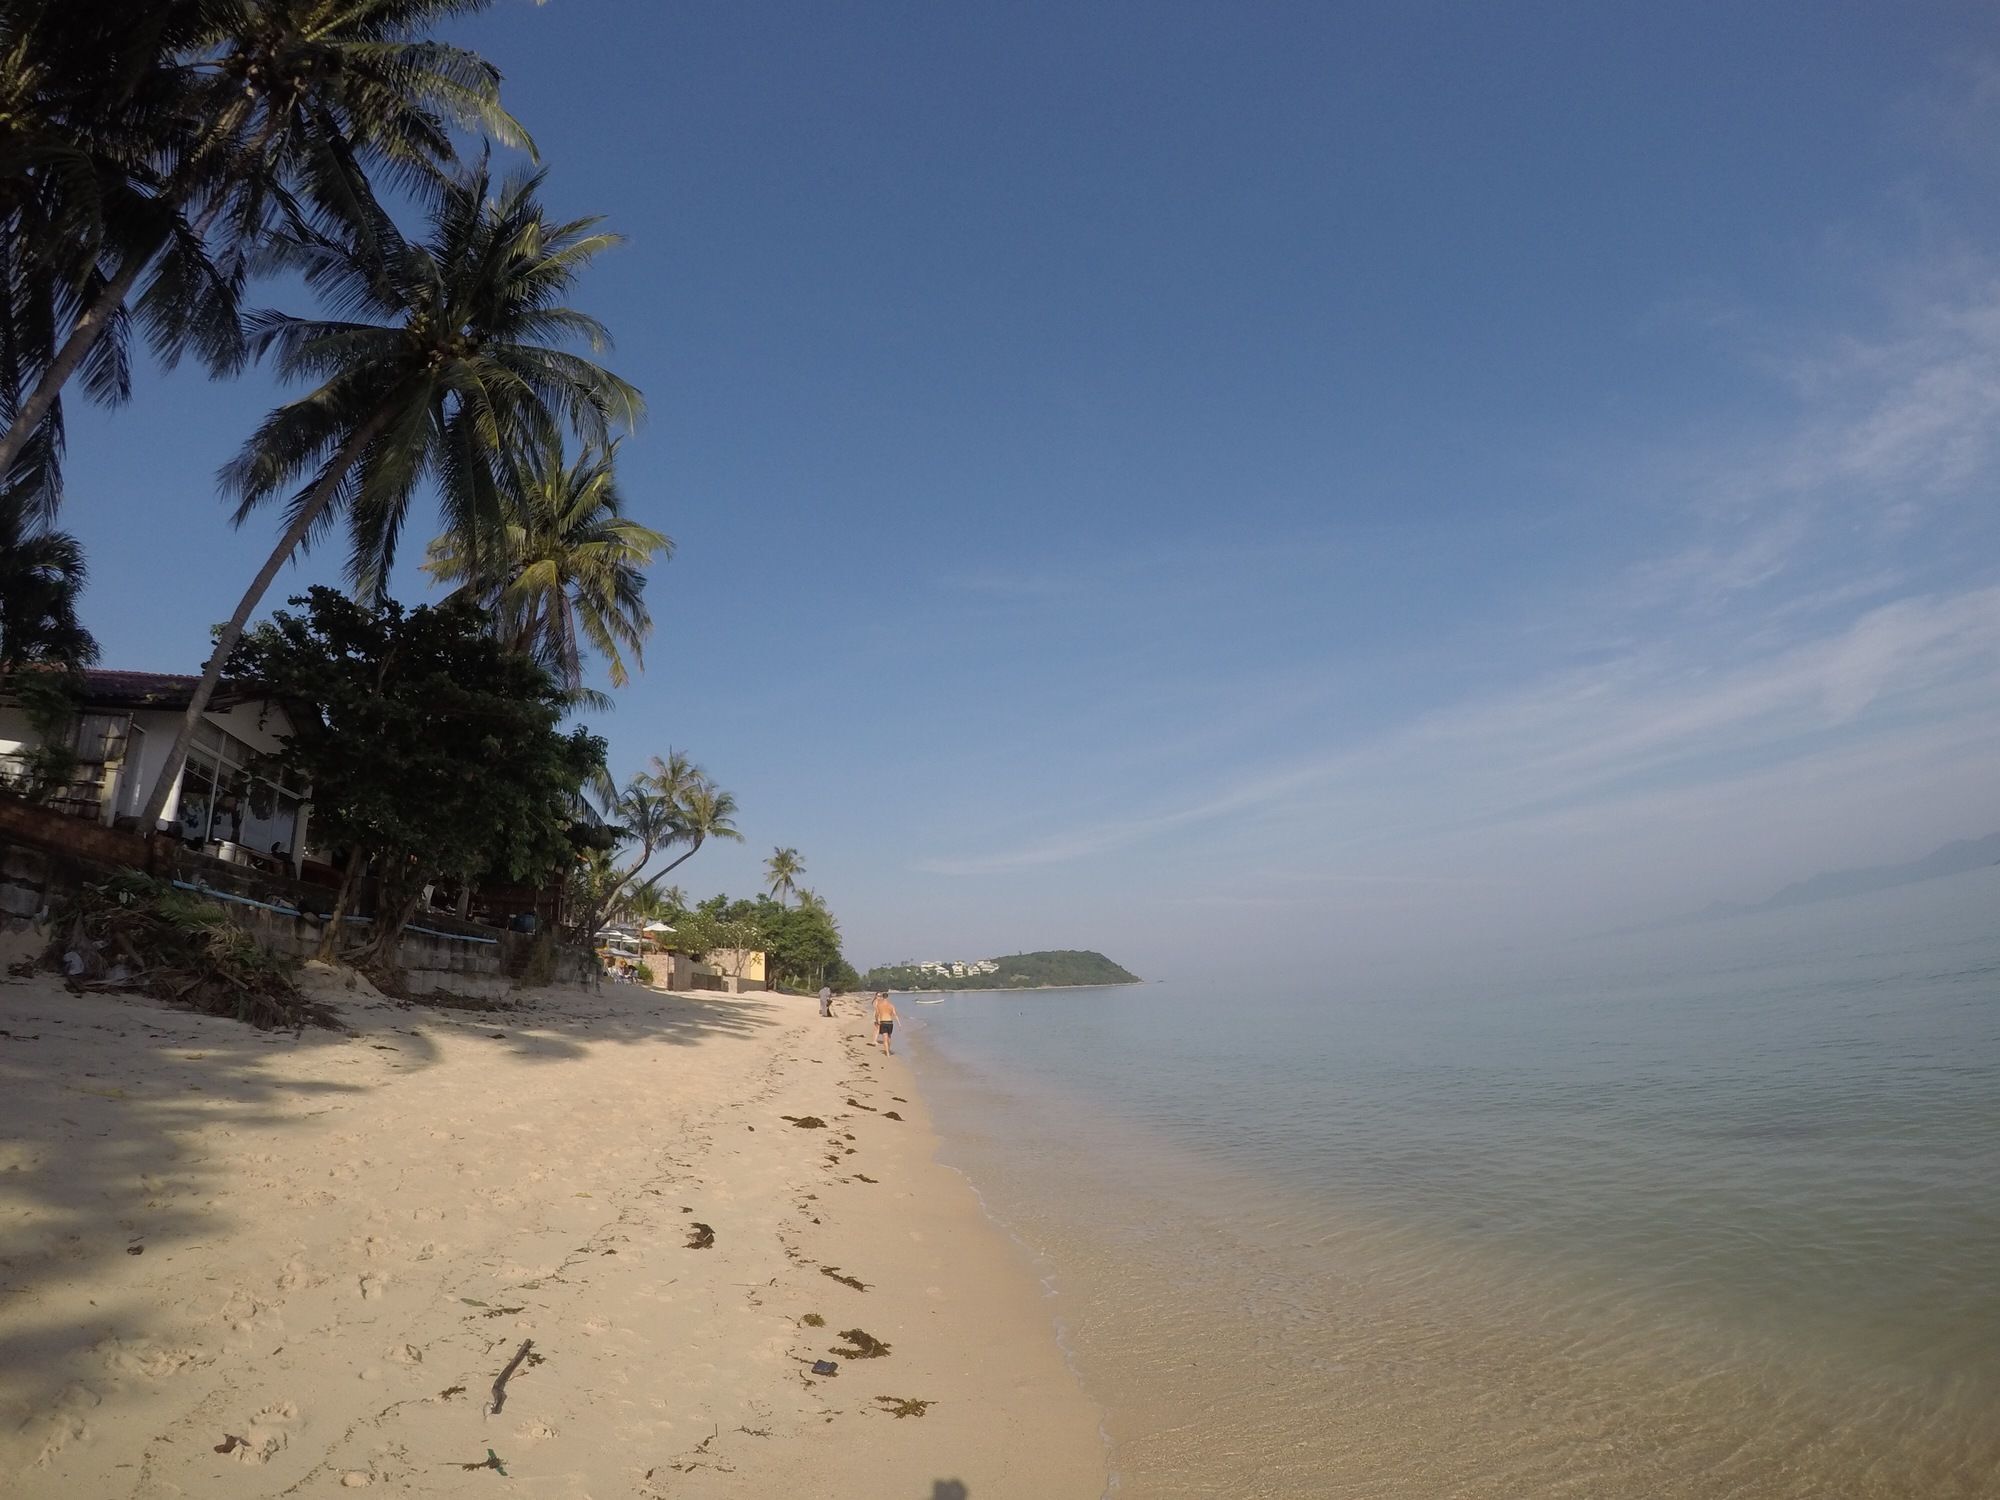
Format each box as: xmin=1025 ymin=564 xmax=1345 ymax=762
xmin=54 ymin=1 xmax=2000 ymax=977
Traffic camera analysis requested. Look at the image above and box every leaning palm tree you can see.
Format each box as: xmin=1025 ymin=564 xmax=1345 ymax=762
xmin=137 ymin=163 xmax=642 ymax=825
xmin=0 ymin=1 xmax=219 ymax=520
xmin=571 ymin=776 xmax=672 ymax=940
xmin=423 ymin=435 xmax=670 ymax=702
xmin=764 ymin=846 xmax=803 ymax=905
xmin=636 ymin=776 xmax=742 ymax=893
xmin=0 ymin=0 xmax=534 ymax=499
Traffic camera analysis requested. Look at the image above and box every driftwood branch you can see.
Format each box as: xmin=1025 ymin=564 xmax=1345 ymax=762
xmin=489 ymin=1338 xmax=534 ymax=1414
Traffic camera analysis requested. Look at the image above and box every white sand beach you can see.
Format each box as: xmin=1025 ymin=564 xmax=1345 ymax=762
xmin=0 ymin=967 xmax=1105 ymax=1498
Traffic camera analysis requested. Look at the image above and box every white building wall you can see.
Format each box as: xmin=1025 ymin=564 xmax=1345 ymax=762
xmin=0 ymin=705 xmax=32 ymax=759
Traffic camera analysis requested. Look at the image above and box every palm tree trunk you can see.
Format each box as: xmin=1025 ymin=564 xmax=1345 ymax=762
xmin=634 ymin=835 xmax=705 ymax=895
xmin=0 ymin=103 xmax=256 ymax=484
xmin=0 ymin=251 xmax=151 ymax=481
xmin=571 ymin=823 xmax=658 ymax=941
xmin=137 ymin=407 xmax=395 ymax=828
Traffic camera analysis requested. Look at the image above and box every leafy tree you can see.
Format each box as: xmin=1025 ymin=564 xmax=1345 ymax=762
xmin=230 ymin=586 xmax=604 ymax=967
xmin=138 ymin=162 xmax=641 ymax=827
xmin=0 ymin=669 xmax=81 ymax=803
xmin=656 ymin=889 xmax=852 ymax=992
xmin=758 ymin=898 xmax=842 ymax=990
xmin=764 ymin=846 xmax=802 ymax=904
xmin=0 ymin=0 xmax=533 ymax=505
xmin=0 ymin=489 xmax=95 ymax=688
xmin=423 ymin=435 xmax=669 ymax=705
xmin=0 ymin=487 xmax=93 ymax=802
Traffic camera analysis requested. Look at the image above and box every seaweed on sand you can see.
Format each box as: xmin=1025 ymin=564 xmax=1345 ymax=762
xmin=819 ymin=1266 xmax=868 ymax=1291
xmin=874 ymin=1396 xmax=932 ymax=1418
xmin=781 ymin=1115 xmax=827 ymax=1129
xmin=49 ymin=873 xmax=338 ymax=1031
xmin=685 ymin=1221 xmax=716 ymax=1249
xmin=832 ymin=1327 xmax=891 ymax=1359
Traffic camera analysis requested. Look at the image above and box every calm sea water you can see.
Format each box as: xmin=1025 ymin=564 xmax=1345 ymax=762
xmin=904 ymin=867 xmax=2000 ymax=1498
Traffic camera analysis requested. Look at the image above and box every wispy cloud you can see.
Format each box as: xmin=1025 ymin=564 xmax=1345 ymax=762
xmin=918 ymin=584 xmax=2000 ymax=879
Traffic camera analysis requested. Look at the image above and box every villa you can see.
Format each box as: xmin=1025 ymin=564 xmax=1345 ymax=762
xmin=0 ymin=669 xmax=311 ymax=876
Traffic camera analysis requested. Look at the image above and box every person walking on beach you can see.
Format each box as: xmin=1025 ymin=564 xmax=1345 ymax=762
xmin=818 ymin=984 xmax=832 ymax=1018
xmin=872 ymin=992 xmax=898 ymax=1055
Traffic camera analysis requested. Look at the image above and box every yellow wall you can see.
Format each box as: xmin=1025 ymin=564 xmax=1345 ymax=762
xmin=707 ymin=947 xmax=766 ymax=983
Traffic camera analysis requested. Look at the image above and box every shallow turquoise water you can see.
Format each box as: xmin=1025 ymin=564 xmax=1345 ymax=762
xmin=906 ymin=867 xmax=2000 ymax=1497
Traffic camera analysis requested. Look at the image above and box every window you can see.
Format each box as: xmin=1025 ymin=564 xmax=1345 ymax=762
xmin=175 ymin=722 xmax=302 ymax=859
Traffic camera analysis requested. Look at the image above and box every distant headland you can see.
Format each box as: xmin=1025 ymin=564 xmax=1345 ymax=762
xmin=861 ymin=949 xmax=1141 ymax=991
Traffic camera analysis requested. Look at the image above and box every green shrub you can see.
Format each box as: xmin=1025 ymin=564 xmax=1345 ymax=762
xmin=635 ymin=962 xmax=655 ymax=986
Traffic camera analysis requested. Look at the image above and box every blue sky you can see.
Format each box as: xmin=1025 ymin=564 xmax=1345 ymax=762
xmin=58 ymin=2 xmax=2000 ymax=975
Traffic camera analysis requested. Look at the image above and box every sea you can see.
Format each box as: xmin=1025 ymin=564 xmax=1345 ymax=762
xmin=902 ymin=864 xmax=2000 ymax=1498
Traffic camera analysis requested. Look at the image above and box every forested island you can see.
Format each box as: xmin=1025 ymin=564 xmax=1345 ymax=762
xmin=862 ymin=949 xmax=1141 ymax=991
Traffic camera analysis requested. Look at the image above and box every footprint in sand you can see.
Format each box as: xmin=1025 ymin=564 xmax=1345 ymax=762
xmin=230 ymin=1399 xmax=301 ymax=1464
xmin=358 ymin=1273 xmax=388 ymax=1301
xmin=218 ymin=1288 xmax=271 ymax=1334
xmin=99 ymin=1338 xmax=205 ymax=1379
xmin=27 ymin=1383 xmax=101 ymax=1468
xmin=278 ymin=1257 xmax=330 ymax=1291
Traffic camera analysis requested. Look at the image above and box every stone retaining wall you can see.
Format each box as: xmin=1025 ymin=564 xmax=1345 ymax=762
xmin=0 ymin=794 xmax=596 ymax=994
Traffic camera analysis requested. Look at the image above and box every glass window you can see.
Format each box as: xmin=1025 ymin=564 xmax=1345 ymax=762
xmin=238 ymin=783 xmax=301 ymax=863
xmin=178 ymin=752 xmax=221 ymax=845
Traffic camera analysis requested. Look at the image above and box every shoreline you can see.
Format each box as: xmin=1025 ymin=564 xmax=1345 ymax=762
xmin=883 ymin=981 xmax=1144 ymax=995
xmin=0 ymin=970 xmax=1107 ymax=1495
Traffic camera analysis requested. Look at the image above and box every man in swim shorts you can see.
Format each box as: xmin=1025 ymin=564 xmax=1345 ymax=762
xmin=872 ymin=992 xmax=898 ymax=1055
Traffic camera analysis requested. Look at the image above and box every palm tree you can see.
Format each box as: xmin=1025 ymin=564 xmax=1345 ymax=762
xmin=635 ymin=775 xmax=742 ymax=893
xmin=136 ymin=163 xmax=641 ymax=826
xmin=765 ymin=847 xmax=803 ymax=905
xmin=422 ymin=435 xmax=670 ymax=703
xmin=0 ymin=2 xmax=219 ymax=520
xmin=625 ymin=885 xmax=669 ymax=923
xmin=0 ymin=0 xmax=533 ymax=499
xmin=0 ymin=489 xmax=96 ymax=686
xmin=571 ymin=776 xmax=669 ymax=938
xmin=644 ymin=748 xmax=698 ymax=806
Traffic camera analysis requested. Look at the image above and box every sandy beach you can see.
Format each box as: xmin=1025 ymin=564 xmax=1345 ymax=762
xmin=0 ymin=965 xmax=1105 ymax=1498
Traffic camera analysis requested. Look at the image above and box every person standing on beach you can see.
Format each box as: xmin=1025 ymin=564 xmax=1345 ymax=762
xmin=818 ymin=984 xmax=832 ymax=1018
xmin=872 ymin=992 xmax=898 ymax=1055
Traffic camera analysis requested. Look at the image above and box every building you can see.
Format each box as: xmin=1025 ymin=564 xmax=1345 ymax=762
xmin=703 ymin=947 xmax=767 ymax=990
xmin=0 ymin=669 xmax=311 ymax=874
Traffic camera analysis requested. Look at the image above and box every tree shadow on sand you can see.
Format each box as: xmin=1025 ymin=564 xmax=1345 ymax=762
xmin=0 ymin=977 xmax=781 ymax=1474
xmin=453 ymin=987 xmax=783 ymax=1064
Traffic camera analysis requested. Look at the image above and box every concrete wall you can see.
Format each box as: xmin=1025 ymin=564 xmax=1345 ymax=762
xmin=706 ymin=947 xmax=768 ymax=986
